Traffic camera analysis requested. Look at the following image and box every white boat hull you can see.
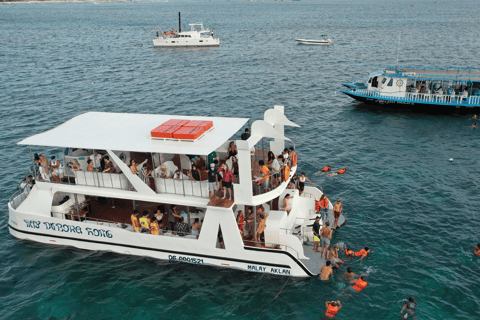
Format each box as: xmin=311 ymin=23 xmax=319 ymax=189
xmin=153 ymin=38 xmax=220 ymax=47
xmin=8 ymin=201 xmax=312 ymax=278
xmin=294 ymin=39 xmax=333 ymax=46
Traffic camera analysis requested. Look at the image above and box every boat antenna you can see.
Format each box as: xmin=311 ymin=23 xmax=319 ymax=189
xmin=178 ymin=12 xmax=181 ymax=33
xmin=395 ymin=31 xmax=401 ymax=68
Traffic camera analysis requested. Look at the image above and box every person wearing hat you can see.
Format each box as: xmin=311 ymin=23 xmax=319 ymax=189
xmin=207 ymin=163 xmax=218 ymax=199
xmin=333 ymin=199 xmax=343 ymax=229
xmin=312 ymin=216 xmax=321 ymax=252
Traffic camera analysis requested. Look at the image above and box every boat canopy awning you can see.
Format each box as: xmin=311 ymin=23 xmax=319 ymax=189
xmin=18 ymin=112 xmax=249 ymax=155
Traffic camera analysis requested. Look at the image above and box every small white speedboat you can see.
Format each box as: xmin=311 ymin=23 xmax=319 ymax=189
xmin=294 ymin=35 xmax=334 ymax=45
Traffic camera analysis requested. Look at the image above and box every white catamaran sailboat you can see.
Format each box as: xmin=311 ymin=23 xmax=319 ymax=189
xmin=8 ymin=106 xmax=345 ymax=278
xmin=153 ymin=13 xmax=219 ymax=48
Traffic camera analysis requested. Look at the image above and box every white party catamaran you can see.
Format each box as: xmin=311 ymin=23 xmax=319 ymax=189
xmin=8 ymin=106 xmax=344 ymax=277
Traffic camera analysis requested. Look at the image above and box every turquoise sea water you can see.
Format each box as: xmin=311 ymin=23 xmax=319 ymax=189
xmin=1 ymin=0 xmax=480 ymax=319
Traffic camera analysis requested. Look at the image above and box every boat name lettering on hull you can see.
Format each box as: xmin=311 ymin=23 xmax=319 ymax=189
xmin=22 ymin=219 xmax=112 ymax=238
xmin=168 ymin=255 xmax=204 ymax=264
xmin=247 ymin=265 xmax=291 ymax=275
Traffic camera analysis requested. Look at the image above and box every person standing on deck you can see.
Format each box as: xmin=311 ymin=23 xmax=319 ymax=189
xmin=320 ymin=222 xmax=332 ymax=258
xmin=207 ymin=163 xmax=218 ymax=199
xmin=298 ymin=172 xmax=314 ymax=195
xmin=327 ymin=245 xmax=344 ymax=268
xmin=333 ymin=199 xmax=343 ymax=229
xmin=131 ymin=210 xmax=140 ymax=232
xmin=312 ymin=216 xmax=321 ymax=252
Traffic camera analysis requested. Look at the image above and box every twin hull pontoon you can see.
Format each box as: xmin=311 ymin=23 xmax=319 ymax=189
xmin=341 ymin=66 xmax=480 ymax=110
xmin=8 ymin=106 xmax=344 ymax=278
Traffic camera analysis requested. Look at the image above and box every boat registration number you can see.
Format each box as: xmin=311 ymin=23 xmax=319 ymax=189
xmin=168 ymin=255 xmax=204 ymax=264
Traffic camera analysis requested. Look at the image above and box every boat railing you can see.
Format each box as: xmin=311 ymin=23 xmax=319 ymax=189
xmin=9 ymin=189 xmax=27 ymax=210
xmin=244 ymin=240 xmax=300 ymax=259
xmin=153 ymin=175 xmax=210 ymax=199
xmin=354 ymin=89 xmax=475 ymax=105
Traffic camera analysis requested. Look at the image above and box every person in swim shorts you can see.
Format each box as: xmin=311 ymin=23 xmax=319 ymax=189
xmin=401 ymin=297 xmax=417 ymax=319
xmin=320 ymin=222 xmax=332 ymax=258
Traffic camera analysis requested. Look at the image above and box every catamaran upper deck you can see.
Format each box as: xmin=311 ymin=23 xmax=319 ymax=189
xmin=377 ymin=66 xmax=480 ymax=82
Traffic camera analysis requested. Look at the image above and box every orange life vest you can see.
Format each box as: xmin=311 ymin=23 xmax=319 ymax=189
xmin=337 ymin=168 xmax=346 ymax=174
xmin=131 ymin=215 xmax=140 ymax=232
xmin=291 ymin=152 xmax=297 ymax=166
xmin=345 ymin=249 xmax=354 ymax=256
xmin=322 ymin=166 xmax=331 ymax=172
xmin=139 ymin=217 xmax=149 ymax=229
xmin=315 ymin=200 xmax=320 ymax=211
xmin=353 ymin=278 xmax=368 ymax=291
xmin=325 ymin=304 xmax=338 ymax=317
xmin=260 ymin=166 xmax=270 ymax=180
xmin=284 ymin=165 xmax=291 ymax=180
xmin=476 ymin=251 xmax=480 ymax=256
xmin=321 ymin=198 xmax=329 ymax=209
xmin=355 ymin=249 xmax=367 ymax=257
xmin=150 ymin=220 xmax=159 ymax=235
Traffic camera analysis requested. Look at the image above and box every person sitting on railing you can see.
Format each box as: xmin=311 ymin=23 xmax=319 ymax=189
xmin=192 ymin=218 xmax=201 ymax=239
xmin=89 ymin=151 xmax=103 ymax=171
xmin=282 ymin=194 xmax=292 ymax=214
xmin=140 ymin=163 xmax=153 ymax=186
xmin=188 ymin=164 xmax=201 ymax=181
xmin=131 ymin=210 xmax=141 ymax=232
xmin=175 ymin=217 xmax=189 ymax=236
xmin=139 ymin=210 xmax=151 ymax=233
xmin=258 ymin=160 xmax=271 ymax=192
xmin=87 ymin=159 xmax=95 ymax=172
xmin=221 ymin=164 xmax=234 ymax=200
xmin=49 ymin=156 xmax=62 ymax=183
xmin=102 ymin=156 xmax=116 ymax=173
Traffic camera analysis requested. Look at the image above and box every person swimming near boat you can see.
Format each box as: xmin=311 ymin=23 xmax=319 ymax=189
xmin=350 ymin=275 xmax=368 ymax=292
xmin=472 ymin=123 xmax=477 ymax=129
xmin=473 ymin=114 xmax=477 ymax=120
xmin=325 ymin=301 xmax=342 ymax=318
xmin=400 ymin=297 xmax=417 ymax=319
xmin=344 ymin=246 xmax=370 ymax=264
xmin=327 ymin=167 xmax=346 ymax=177
xmin=343 ymin=267 xmax=356 ymax=280
xmin=314 ymin=165 xmax=331 ymax=176
xmin=322 ymin=165 xmax=331 ymax=172
xmin=472 ymin=244 xmax=480 ymax=256
xmin=319 ymin=260 xmax=333 ymax=280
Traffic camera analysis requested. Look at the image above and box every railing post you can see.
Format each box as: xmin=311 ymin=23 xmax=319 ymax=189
xmin=93 ymin=149 xmax=100 ymax=188
xmin=29 ymin=145 xmax=38 ymax=181
xmin=253 ymin=205 xmax=257 ymax=243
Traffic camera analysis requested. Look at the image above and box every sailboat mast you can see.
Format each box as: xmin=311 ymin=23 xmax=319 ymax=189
xmin=178 ymin=12 xmax=181 ymax=33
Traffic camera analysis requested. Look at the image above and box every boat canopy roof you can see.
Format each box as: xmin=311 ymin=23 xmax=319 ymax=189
xmin=18 ymin=112 xmax=249 ymax=155
xmin=375 ymin=66 xmax=480 ymax=82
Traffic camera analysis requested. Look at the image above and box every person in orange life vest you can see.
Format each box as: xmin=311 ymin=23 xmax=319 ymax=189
xmin=355 ymin=246 xmax=370 ymax=264
xmin=321 ymin=165 xmax=331 ymax=172
xmin=289 ymin=147 xmax=297 ymax=167
xmin=344 ymin=247 xmax=354 ymax=256
xmin=131 ymin=210 xmax=140 ymax=232
xmin=325 ymin=301 xmax=342 ymax=318
xmin=473 ymin=244 xmax=480 ymax=256
xmin=337 ymin=168 xmax=346 ymax=174
xmin=139 ymin=210 xmax=151 ymax=233
xmin=258 ymin=160 xmax=271 ymax=192
xmin=351 ymin=275 xmax=368 ymax=291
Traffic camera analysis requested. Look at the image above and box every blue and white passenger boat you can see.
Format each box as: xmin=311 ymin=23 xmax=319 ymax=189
xmin=341 ymin=67 xmax=480 ymax=110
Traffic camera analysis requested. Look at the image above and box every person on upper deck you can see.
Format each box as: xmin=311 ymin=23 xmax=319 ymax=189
xmin=173 ymin=169 xmax=185 ymax=181
xmin=271 ymin=154 xmax=281 ymax=188
xmin=266 ymin=151 xmax=275 ymax=169
xmin=289 ymin=147 xmax=297 ymax=167
xmin=141 ymin=163 xmax=152 ymax=186
xmin=70 ymin=159 xmax=81 ymax=172
xmin=241 ymin=128 xmax=250 ymax=140
xmin=155 ymin=205 xmax=165 ymax=221
xmin=87 ymin=159 xmax=95 ymax=172
xmin=207 ymin=163 xmax=219 ymax=199
xmin=207 ymin=151 xmax=218 ymax=169
xmin=188 ymin=164 xmax=201 ymax=181
xmin=221 ymin=164 xmax=234 ymax=200
xmin=89 ymin=151 xmax=103 ymax=171
xmin=227 ymin=142 xmax=238 ymax=158
xmin=159 ymin=164 xmax=173 ymax=178
xmin=282 ymin=193 xmax=292 ymax=214
xmin=129 ymin=160 xmax=138 ymax=175
xmin=103 ymin=156 xmax=116 ymax=173
xmin=258 ymin=160 xmax=271 ymax=192
xmin=49 ymin=156 xmax=61 ymax=183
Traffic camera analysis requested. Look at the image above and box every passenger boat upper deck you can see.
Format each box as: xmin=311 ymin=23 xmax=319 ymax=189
xmin=8 ymin=106 xmax=343 ymax=278
xmin=341 ymin=66 xmax=480 ymax=110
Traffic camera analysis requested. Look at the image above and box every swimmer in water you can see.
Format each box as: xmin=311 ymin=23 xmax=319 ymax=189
xmin=328 ymin=167 xmax=346 ymax=177
xmin=322 ymin=165 xmax=331 ymax=172
xmin=473 ymin=114 xmax=477 ymax=120
xmin=319 ymin=261 xmax=333 ymax=280
xmin=472 ymin=123 xmax=477 ymax=129
xmin=343 ymin=267 xmax=356 ymax=280
xmin=325 ymin=301 xmax=341 ymax=318
xmin=400 ymin=297 xmax=417 ymax=319
xmin=473 ymin=244 xmax=480 ymax=256
xmin=327 ymin=245 xmax=344 ymax=268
